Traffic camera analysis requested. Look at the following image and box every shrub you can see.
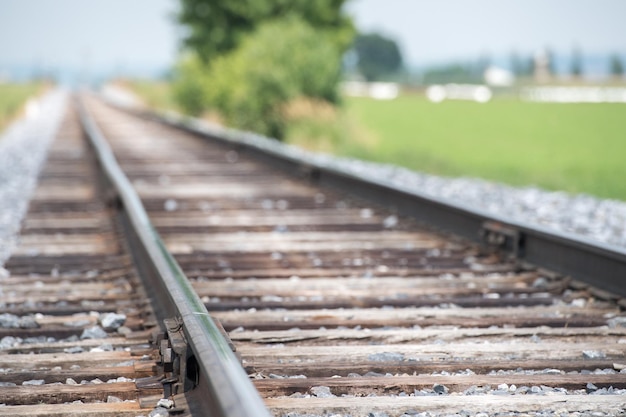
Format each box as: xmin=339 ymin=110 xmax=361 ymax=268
xmin=172 ymin=55 xmax=210 ymax=116
xmin=174 ymin=17 xmax=343 ymax=139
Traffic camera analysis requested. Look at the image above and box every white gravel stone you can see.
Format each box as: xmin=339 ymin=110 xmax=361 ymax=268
xmin=80 ymin=325 xmax=108 ymax=339
xmin=64 ymin=346 xmax=84 ymax=354
xmin=0 ymin=336 xmax=21 ymax=350
xmin=149 ymin=407 xmax=170 ymax=417
xmin=99 ymin=313 xmax=126 ymax=330
xmin=310 ymin=386 xmax=334 ymax=398
xmin=156 ymin=399 xmax=174 ymax=409
xmin=582 ymin=350 xmax=606 ymax=359
xmin=368 ymin=352 xmax=405 ymax=362
xmin=22 ymin=379 xmax=45 ymax=386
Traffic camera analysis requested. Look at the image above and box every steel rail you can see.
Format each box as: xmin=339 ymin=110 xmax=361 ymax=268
xmin=76 ymin=94 xmax=271 ymax=417
xmin=113 ymin=99 xmax=626 ymax=297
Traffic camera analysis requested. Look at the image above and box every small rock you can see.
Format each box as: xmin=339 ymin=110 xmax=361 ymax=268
xmin=80 ymin=325 xmax=107 ymax=339
xmin=0 ymin=314 xmax=19 ymax=328
xmin=515 ymin=386 xmax=530 ymax=394
xmin=369 ymin=413 xmax=390 ymax=417
xmin=368 ymin=352 xmax=404 ymax=362
xmin=583 ymin=350 xmax=606 ymax=359
xmin=107 ymin=396 xmax=123 ymax=403
xmin=64 ymin=346 xmax=84 ymax=354
xmin=156 ymin=399 xmax=174 ymax=409
xmin=117 ymin=326 xmax=132 ymax=335
xmin=100 ymin=313 xmax=126 ymax=330
xmin=164 ymin=199 xmax=178 ymax=212
xmin=22 ymin=379 xmax=45 ymax=386
xmin=592 ymin=387 xmax=609 ymax=395
xmin=383 ymin=215 xmax=398 ymax=228
xmin=586 ymin=382 xmax=598 ymax=393
xmin=310 ymin=386 xmax=334 ymax=398
xmin=0 ymin=336 xmax=20 ymax=349
xmin=89 ymin=343 xmax=113 ymax=352
xmin=433 ymin=384 xmax=448 ymax=395
xmin=607 ymin=317 xmax=626 ymax=328
xmin=149 ymin=407 xmax=170 ymax=417
xmin=66 ymin=378 xmax=78 ymax=385
xmin=18 ymin=315 xmax=39 ymax=329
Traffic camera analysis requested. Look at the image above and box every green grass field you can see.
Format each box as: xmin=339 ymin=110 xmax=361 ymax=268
xmin=343 ymin=96 xmax=626 ymax=201
xmin=0 ymin=83 xmax=44 ymax=133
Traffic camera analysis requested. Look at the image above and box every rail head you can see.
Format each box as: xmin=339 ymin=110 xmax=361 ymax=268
xmin=76 ymin=94 xmax=271 ymax=417
xmin=107 ymin=96 xmax=626 ymax=297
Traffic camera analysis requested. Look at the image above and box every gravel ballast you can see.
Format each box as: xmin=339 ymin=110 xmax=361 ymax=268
xmin=0 ymin=89 xmax=67 ymax=267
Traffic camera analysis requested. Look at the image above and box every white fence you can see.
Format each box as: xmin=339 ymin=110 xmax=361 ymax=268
xmin=521 ymin=86 xmax=626 ymax=103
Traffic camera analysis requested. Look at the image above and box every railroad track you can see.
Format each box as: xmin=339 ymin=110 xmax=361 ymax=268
xmin=0 ymin=104 xmax=164 ymax=416
xmin=2 ymin=93 xmax=625 ymax=416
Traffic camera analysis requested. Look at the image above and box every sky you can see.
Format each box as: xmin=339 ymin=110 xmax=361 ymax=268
xmin=1 ymin=0 xmax=625 ymax=80
xmin=0 ymin=0 xmax=179 ymax=79
xmin=346 ymin=0 xmax=626 ymax=67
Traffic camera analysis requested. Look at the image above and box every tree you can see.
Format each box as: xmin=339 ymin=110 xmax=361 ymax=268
xmin=177 ymin=0 xmax=354 ymax=63
xmin=510 ymin=51 xmax=533 ymax=78
xmin=510 ymin=50 xmax=524 ymax=77
xmin=176 ymin=17 xmax=343 ymax=139
xmin=610 ymin=54 xmax=624 ymax=77
xmin=570 ymin=45 xmax=583 ymax=77
xmin=173 ymin=0 xmax=355 ymax=140
xmin=353 ymin=33 xmax=403 ymax=81
xmin=422 ymin=62 xmax=477 ymax=85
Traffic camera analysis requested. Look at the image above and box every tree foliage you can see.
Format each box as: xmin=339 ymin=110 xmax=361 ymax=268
xmin=509 ymin=51 xmax=533 ymax=77
xmin=610 ymin=54 xmax=624 ymax=77
xmin=175 ymin=18 xmax=343 ymax=139
xmin=172 ymin=55 xmax=210 ymax=116
xmin=570 ymin=45 xmax=583 ymax=77
xmin=353 ymin=33 xmax=403 ymax=81
xmin=174 ymin=0 xmax=354 ymax=139
xmin=177 ymin=0 xmax=354 ymax=63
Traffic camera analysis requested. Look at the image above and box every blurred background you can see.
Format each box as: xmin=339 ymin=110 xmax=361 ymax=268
xmin=1 ymin=0 xmax=625 ymax=200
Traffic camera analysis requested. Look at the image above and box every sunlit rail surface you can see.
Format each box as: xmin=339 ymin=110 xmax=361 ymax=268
xmin=1 ymin=94 xmax=625 ymax=417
